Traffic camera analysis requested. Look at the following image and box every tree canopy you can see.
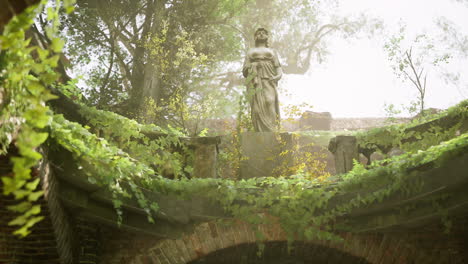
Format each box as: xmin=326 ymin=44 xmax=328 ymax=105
xmin=50 ymin=0 xmax=377 ymax=126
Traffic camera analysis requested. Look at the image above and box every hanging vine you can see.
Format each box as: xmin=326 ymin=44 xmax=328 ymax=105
xmin=49 ymin=102 xmax=468 ymax=244
xmin=0 ymin=0 xmax=75 ymax=237
xmin=1 ymin=0 xmax=466 ymax=242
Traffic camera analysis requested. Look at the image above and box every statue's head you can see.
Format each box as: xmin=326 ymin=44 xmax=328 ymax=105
xmin=254 ymin=27 xmax=269 ymax=47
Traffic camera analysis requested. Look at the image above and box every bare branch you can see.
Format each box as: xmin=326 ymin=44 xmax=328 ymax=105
xmin=299 ymin=23 xmax=344 ymax=53
xmin=282 ymin=23 xmax=347 ymax=74
xmin=403 ymin=70 xmax=419 ymax=88
xmin=406 ymin=50 xmax=425 ymax=94
xmin=417 ymin=67 xmax=424 ymax=80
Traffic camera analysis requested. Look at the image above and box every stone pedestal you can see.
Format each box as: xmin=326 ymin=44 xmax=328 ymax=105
xmin=328 ymin=135 xmax=359 ymax=174
xmin=240 ymin=132 xmax=298 ymax=178
xmin=188 ymin=136 xmax=220 ymax=178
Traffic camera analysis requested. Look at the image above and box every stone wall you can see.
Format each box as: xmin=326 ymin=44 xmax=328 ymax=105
xmin=330 ymin=117 xmax=410 ymax=131
xmin=284 ymin=117 xmax=410 ymax=131
xmin=199 ymin=117 xmax=410 ymax=134
xmin=0 ymin=153 xmax=61 ymax=264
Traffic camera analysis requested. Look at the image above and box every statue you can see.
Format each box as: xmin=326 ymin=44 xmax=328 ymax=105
xmin=242 ymin=28 xmax=283 ymax=132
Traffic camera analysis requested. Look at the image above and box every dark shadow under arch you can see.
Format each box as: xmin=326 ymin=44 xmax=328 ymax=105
xmin=188 ymin=241 xmax=371 ymax=264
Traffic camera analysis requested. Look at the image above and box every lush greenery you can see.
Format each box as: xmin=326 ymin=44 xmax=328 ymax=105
xmin=0 ymin=0 xmax=74 ymax=236
xmin=1 ymin=0 xmax=467 ymax=245
xmin=49 ymin=96 xmax=467 ymax=244
xmin=55 ymin=0 xmax=380 ymax=131
xmin=356 ymin=100 xmax=467 ymax=155
xmin=9 ymin=92 xmax=468 ymax=247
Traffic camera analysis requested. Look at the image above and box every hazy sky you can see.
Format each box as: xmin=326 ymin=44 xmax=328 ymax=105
xmin=280 ymin=0 xmax=468 ymax=117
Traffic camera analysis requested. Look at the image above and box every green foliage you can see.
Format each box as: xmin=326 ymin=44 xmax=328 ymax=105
xmin=41 ymin=93 xmax=467 ymax=245
xmin=50 ymin=114 xmax=160 ymax=223
xmin=56 ymin=78 xmax=83 ymax=102
xmin=140 ymin=91 xmax=219 ymax=137
xmin=61 ymin=0 xmax=248 ymax=114
xmin=2 ymin=0 xmax=464 ymax=243
xmin=356 ymin=100 xmax=467 ymax=155
xmin=384 ymin=23 xmax=453 ymax=115
xmin=74 ymin=102 xmax=192 ymax=180
xmin=272 ymin=135 xmax=330 ymax=181
xmin=0 ymin=0 xmax=75 ymax=237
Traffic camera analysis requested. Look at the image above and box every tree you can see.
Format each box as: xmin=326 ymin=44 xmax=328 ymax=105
xmin=46 ymin=0 xmax=379 ymax=130
xmin=52 ymin=0 xmax=248 ymax=116
xmin=1 ymin=0 xmax=75 ymax=237
xmin=0 ymin=0 xmax=40 ymax=31
xmin=384 ymin=24 xmax=452 ymax=115
xmin=217 ymin=0 xmax=381 ymax=77
xmin=436 ymin=16 xmax=468 ymax=98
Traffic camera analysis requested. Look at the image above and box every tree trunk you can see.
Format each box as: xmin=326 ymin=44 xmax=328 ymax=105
xmin=127 ymin=0 xmax=166 ymax=116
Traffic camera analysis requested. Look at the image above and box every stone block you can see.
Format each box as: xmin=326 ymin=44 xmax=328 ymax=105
xmin=189 ymin=137 xmax=220 ymax=178
xmin=328 ymin=135 xmax=359 ymax=174
xmin=300 ymin=111 xmax=332 ymax=130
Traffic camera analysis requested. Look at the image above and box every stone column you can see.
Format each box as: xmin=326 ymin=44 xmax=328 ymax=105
xmin=188 ymin=136 xmax=220 ymax=178
xmin=328 ymin=135 xmax=359 ymax=174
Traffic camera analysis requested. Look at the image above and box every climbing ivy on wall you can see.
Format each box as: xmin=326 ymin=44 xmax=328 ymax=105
xmin=49 ymin=98 xmax=467 ymax=246
xmin=50 ymin=114 xmax=161 ymax=223
xmin=0 ymin=0 xmax=75 ymax=237
xmin=1 ymin=0 xmax=466 ymax=242
xmin=356 ymin=100 xmax=467 ymax=155
xmin=76 ymin=103 xmax=192 ymax=179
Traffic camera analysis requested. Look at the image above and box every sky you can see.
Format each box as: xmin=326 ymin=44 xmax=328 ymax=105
xmin=280 ymin=0 xmax=468 ymax=118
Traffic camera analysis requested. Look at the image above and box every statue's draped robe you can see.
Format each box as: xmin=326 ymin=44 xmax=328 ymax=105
xmin=243 ymin=49 xmax=281 ymax=132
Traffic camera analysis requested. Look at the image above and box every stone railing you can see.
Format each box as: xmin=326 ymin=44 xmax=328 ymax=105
xmin=328 ymin=104 xmax=467 ymax=174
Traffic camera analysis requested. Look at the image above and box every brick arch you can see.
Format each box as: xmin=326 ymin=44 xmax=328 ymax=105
xmin=127 ymin=221 xmax=423 ymax=264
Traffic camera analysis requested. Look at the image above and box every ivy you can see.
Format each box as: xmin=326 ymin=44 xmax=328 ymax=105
xmin=356 ymin=100 xmax=467 ymax=155
xmin=76 ymin=102 xmax=192 ymax=179
xmin=2 ymin=1 xmax=465 ymax=242
xmin=48 ymin=99 xmax=468 ymax=246
xmin=50 ymin=114 xmax=160 ymax=223
xmin=0 ymin=0 xmax=75 ymax=237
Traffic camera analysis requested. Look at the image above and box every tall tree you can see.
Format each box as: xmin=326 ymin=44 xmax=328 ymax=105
xmin=53 ymin=0 xmax=378 ymax=126
xmin=236 ymin=0 xmax=378 ymax=74
xmin=57 ymin=0 xmax=247 ymax=115
xmin=384 ymin=24 xmax=454 ymax=115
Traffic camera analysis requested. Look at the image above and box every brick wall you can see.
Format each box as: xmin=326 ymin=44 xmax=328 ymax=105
xmin=0 ymin=193 xmax=61 ymax=264
xmin=75 ymin=219 xmax=100 ymax=264
xmin=0 ymin=153 xmax=60 ymax=264
xmin=99 ymin=226 xmax=162 ymax=264
xmin=102 ymin=219 xmax=468 ymax=264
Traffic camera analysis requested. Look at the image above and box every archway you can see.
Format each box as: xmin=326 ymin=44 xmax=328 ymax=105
xmin=127 ymin=221 xmax=385 ymax=264
xmin=188 ymin=241 xmax=371 ymax=264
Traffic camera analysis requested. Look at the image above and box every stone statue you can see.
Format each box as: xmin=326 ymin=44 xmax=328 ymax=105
xmin=242 ymin=28 xmax=283 ymax=132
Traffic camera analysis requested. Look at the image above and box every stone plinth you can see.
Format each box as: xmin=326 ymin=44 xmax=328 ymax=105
xmin=328 ymin=135 xmax=359 ymax=174
xmin=240 ymin=132 xmax=298 ymax=178
xmin=187 ymin=136 xmax=220 ymax=178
